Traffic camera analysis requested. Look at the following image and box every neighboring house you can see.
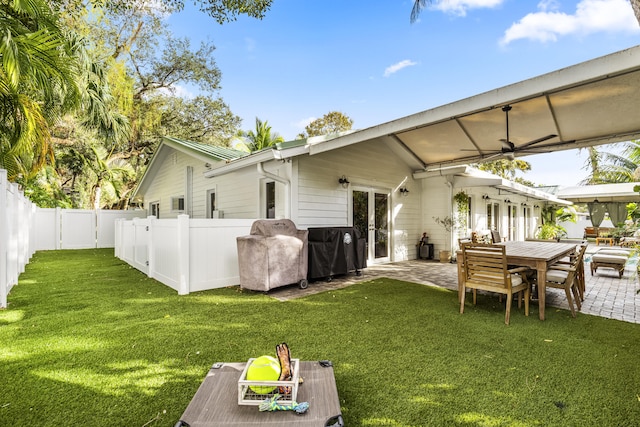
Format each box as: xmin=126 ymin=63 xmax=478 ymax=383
xmin=132 ymin=135 xmax=570 ymax=265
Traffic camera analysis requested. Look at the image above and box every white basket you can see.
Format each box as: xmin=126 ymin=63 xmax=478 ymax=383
xmin=237 ymin=358 xmax=300 ymax=406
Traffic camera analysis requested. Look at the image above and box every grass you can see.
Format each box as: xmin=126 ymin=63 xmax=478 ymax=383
xmin=1 ymin=249 xmax=640 ymax=426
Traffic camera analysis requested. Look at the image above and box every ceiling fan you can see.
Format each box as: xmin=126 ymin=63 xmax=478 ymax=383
xmin=467 ymin=105 xmax=558 ymax=161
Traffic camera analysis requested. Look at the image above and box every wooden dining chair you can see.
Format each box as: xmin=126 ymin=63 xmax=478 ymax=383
xmin=460 ymin=243 xmax=531 ymax=325
xmin=543 ymin=244 xmax=587 ymax=317
xmin=491 ymin=230 xmax=505 ymax=243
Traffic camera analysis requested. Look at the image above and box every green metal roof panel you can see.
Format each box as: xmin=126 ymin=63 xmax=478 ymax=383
xmin=163 ymin=136 xmax=248 ymax=161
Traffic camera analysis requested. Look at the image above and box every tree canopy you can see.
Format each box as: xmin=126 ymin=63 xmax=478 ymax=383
xmin=298 ymin=111 xmax=354 ymax=139
xmin=8 ymin=0 xmax=271 ymax=209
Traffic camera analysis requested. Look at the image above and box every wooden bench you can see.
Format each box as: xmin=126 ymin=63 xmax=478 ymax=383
xmin=584 ymin=227 xmax=614 ymax=239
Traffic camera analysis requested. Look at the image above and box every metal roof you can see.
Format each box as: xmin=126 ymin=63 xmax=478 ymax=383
xmin=162 ymin=136 xmax=247 ymax=161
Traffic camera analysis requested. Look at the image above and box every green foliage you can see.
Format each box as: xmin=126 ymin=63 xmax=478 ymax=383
xmin=236 ymin=118 xmax=284 ymax=152
xmin=3 ymin=249 xmax=640 ymax=426
xmin=433 ymin=215 xmax=454 ymax=232
xmin=453 ymin=190 xmax=469 ymax=230
xmin=535 ymin=223 xmax=567 ymax=240
xmin=475 ymin=159 xmax=532 ymax=181
xmin=298 ymin=111 xmax=354 ymax=138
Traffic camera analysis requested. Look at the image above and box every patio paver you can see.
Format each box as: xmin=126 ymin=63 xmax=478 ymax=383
xmin=268 ymin=245 xmax=640 ymax=324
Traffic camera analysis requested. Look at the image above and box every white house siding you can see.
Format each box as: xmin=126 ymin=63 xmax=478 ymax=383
xmin=421 ymin=176 xmax=452 ymax=257
xmin=294 ymin=140 xmax=421 ymax=262
xmin=143 ymin=150 xmax=214 ymax=219
xmin=421 ymin=179 xmax=545 ymax=255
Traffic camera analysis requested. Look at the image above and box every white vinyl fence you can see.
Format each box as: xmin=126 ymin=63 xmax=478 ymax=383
xmin=0 ymin=170 xmax=36 ymax=310
xmin=115 ymin=215 xmax=254 ymax=294
xmin=0 ymin=168 xmax=147 ymax=308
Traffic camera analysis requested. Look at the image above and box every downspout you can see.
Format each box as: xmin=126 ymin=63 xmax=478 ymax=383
xmin=257 ymin=162 xmax=290 ymax=218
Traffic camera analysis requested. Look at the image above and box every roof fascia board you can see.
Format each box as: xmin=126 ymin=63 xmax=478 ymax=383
xmin=203 ymin=150 xmax=275 ymax=178
xmin=273 ymin=144 xmax=310 ymax=160
xmin=310 ymin=45 xmax=640 ymax=158
xmin=494 ymin=181 xmax=572 ymax=205
xmin=131 ymin=143 xmax=172 ymax=198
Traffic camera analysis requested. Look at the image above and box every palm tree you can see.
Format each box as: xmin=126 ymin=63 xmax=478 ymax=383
xmin=410 ymin=0 xmax=430 ymax=23
xmin=582 ymin=141 xmax=640 ymax=184
xmin=0 ymin=0 xmax=79 ymax=179
xmin=0 ymin=1 xmax=129 ymax=181
xmin=236 ymin=118 xmax=284 ymax=153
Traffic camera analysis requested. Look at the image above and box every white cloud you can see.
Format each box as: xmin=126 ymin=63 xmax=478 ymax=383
xmin=384 ymin=60 xmax=418 ymax=77
xmin=244 ymin=37 xmax=256 ymax=52
xmin=156 ymin=84 xmax=196 ymax=99
xmin=500 ymin=0 xmax=639 ymax=46
xmin=434 ymin=0 xmax=505 ymax=17
xmin=294 ymin=117 xmax=316 ymax=130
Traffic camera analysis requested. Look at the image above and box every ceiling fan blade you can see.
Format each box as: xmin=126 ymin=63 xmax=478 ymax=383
xmin=517 ymin=134 xmax=557 ymax=150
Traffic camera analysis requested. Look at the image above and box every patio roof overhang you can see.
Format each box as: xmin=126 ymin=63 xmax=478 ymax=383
xmin=556 ymin=183 xmax=640 ymax=203
xmin=414 ymin=165 xmax=572 ymax=205
xmin=309 ymin=45 xmax=640 ymax=170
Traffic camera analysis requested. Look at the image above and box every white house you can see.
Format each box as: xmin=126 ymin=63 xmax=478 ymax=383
xmin=131 ymin=135 xmax=570 ymax=266
xmin=131 ymin=45 xmax=640 ymax=269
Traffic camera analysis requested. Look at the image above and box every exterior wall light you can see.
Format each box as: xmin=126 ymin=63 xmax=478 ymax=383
xmin=338 ymin=175 xmax=350 ymax=188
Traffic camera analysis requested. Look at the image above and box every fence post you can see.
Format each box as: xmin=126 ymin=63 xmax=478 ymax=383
xmin=0 ymin=170 xmax=7 ymax=309
xmin=55 ymin=207 xmax=62 ymax=250
xmin=146 ymin=216 xmax=155 ymax=279
xmin=177 ymin=214 xmax=190 ymax=295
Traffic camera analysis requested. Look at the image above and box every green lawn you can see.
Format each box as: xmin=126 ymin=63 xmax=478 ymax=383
xmin=1 ymin=249 xmax=639 ymax=426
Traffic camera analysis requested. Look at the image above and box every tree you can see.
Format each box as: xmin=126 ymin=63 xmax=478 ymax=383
xmin=581 ymin=141 xmax=640 ymax=184
xmin=0 ymin=1 xmax=81 ymax=180
xmin=52 ymin=0 xmax=273 ymax=25
xmin=410 ymin=0 xmax=431 ymax=23
xmin=475 ymin=159 xmax=532 ymax=180
xmin=236 ymin=118 xmax=284 ymax=152
xmin=298 ymin=111 xmax=354 ymax=139
xmin=43 ymin=0 xmax=257 ymax=209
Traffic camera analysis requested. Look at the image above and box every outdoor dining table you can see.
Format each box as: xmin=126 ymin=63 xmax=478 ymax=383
xmin=457 ymin=241 xmax=578 ymax=321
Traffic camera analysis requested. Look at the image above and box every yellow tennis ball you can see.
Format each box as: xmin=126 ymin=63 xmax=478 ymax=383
xmin=246 ymin=355 xmax=281 ymax=394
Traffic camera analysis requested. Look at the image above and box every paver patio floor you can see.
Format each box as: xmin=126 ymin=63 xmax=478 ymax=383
xmin=269 ymin=244 xmax=640 ymax=324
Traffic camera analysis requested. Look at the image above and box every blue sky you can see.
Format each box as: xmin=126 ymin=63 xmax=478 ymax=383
xmin=167 ymin=0 xmax=639 ymax=186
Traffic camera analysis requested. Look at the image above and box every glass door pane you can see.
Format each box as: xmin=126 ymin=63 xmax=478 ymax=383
xmin=374 ymin=192 xmax=388 ymax=259
xmin=352 ymin=187 xmax=389 ymax=263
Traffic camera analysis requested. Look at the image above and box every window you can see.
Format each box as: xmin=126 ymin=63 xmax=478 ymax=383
xmin=487 ymin=202 xmax=500 ymax=231
xmin=524 ymin=206 xmax=532 ymax=239
xmin=206 ymin=189 xmax=216 ymax=218
xmin=150 ymin=201 xmax=160 ymax=218
xmin=265 ymin=181 xmax=275 ymax=219
xmin=171 ymin=196 xmax=185 ymax=212
xmin=508 ymin=204 xmax=517 ymax=240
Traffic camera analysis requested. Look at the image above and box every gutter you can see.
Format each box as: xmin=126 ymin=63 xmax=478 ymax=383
xmin=257 ymin=162 xmax=291 ymax=218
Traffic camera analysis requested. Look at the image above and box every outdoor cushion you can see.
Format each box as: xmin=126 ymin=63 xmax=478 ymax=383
xmin=597 ymin=249 xmax=631 ymax=257
xmin=591 ymin=254 xmax=627 ymax=264
xmin=590 ymin=253 xmax=627 ymax=278
xmin=546 ymin=268 xmax=569 ymax=283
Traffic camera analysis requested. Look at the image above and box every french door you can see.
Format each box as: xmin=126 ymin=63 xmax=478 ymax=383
xmin=352 ymin=187 xmax=390 ymax=264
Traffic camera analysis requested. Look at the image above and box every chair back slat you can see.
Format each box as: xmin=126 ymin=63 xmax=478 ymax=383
xmin=463 ymin=243 xmax=511 ymax=290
